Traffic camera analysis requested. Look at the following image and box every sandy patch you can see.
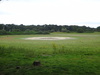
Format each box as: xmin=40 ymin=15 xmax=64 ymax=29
xmin=24 ymin=37 xmax=75 ymax=40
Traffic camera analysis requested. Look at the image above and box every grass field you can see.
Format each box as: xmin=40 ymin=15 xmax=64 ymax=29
xmin=0 ymin=32 xmax=100 ymax=75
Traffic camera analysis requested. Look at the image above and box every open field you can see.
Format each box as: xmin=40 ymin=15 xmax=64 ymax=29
xmin=0 ymin=32 xmax=100 ymax=75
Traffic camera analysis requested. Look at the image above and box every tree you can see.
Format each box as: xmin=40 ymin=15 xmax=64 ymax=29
xmin=61 ymin=27 xmax=70 ymax=33
xmin=0 ymin=30 xmax=7 ymax=35
xmin=0 ymin=24 xmax=4 ymax=30
xmin=97 ymin=26 xmax=100 ymax=32
xmin=0 ymin=23 xmax=97 ymax=35
xmin=77 ymin=28 xmax=84 ymax=33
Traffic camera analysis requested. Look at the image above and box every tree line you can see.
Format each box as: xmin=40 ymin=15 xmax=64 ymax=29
xmin=0 ymin=24 xmax=100 ymax=35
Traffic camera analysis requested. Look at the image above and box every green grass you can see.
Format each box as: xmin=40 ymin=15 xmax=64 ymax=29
xmin=0 ymin=32 xmax=100 ymax=75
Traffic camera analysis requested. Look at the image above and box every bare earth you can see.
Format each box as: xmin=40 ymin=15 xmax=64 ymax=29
xmin=24 ymin=37 xmax=75 ymax=40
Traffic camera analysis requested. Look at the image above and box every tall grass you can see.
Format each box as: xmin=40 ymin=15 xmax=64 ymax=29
xmin=0 ymin=33 xmax=100 ymax=75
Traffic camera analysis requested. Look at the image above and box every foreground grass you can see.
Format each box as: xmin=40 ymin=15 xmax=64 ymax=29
xmin=0 ymin=32 xmax=100 ymax=75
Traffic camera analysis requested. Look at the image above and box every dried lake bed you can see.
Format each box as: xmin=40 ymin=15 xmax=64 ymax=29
xmin=24 ymin=37 xmax=75 ymax=40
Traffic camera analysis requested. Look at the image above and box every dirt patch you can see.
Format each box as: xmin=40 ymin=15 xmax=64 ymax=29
xmin=24 ymin=37 xmax=75 ymax=40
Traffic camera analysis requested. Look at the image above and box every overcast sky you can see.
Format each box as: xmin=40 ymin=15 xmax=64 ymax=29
xmin=0 ymin=0 xmax=100 ymax=28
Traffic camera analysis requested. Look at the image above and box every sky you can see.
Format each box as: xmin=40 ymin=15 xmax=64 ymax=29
xmin=0 ymin=0 xmax=100 ymax=28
